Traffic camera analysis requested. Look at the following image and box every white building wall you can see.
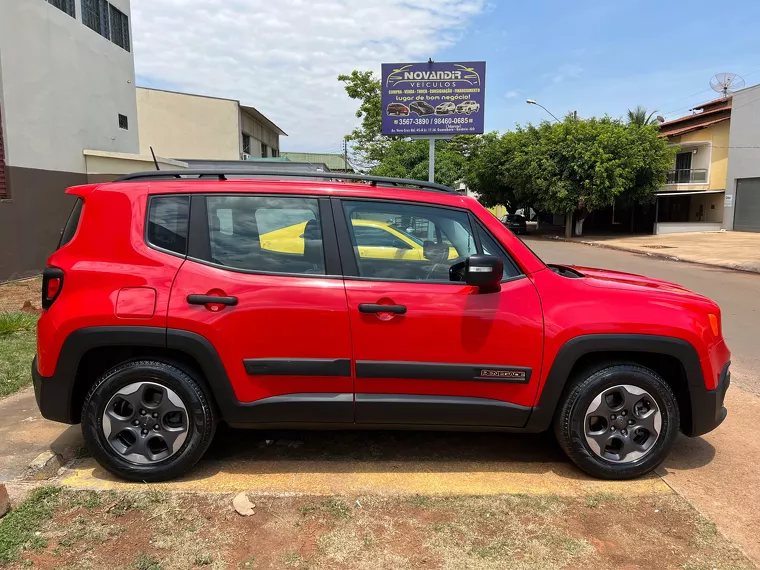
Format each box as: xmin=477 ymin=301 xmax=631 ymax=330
xmin=724 ymin=84 xmax=760 ymax=230
xmin=0 ymin=0 xmax=139 ymax=173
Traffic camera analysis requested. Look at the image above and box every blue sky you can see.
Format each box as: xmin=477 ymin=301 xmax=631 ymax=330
xmin=445 ymin=0 xmax=760 ymax=130
xmin=133 ymin=0 xmax=760 ymax=152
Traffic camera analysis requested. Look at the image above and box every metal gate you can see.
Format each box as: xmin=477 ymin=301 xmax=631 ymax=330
xmin=734 ymin=178 xmax=760 ymax=233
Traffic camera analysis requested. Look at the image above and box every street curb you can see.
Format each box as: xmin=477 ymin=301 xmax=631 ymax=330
xmin=542 ymin=235 xmax=760 ymax=275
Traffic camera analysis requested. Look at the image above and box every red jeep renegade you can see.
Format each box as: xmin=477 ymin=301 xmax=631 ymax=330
xmin=33 ymin=171 xmax=731 ymax=482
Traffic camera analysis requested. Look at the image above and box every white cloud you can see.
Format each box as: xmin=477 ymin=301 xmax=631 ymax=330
xmin=546 ymin=64 xmax=583 ymax=84
xmin=505 ymin=90 xmax=521 ymax=99
xmin=131 ymin=0 xmax=485 ymax=152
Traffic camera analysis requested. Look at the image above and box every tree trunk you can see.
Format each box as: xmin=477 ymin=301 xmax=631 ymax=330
xmin=565 ymin=212 xmax=573 ymax=238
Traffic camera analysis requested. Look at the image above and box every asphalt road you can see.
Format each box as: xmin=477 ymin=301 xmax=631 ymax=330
xmin=523 ymin=236 xmax=760 ymax=393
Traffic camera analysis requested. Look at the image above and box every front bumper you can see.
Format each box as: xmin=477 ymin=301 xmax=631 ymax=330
xmin=688 ymin=360 xmax=730 ymax=437
xmin=32 ymin=356 xmax=77 ymax=424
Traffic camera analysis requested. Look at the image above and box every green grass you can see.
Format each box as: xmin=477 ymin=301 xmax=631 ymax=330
xmin=0 ymin=312 xmax=38 ymax=336
xmin=0 ymin=312 xmax=38 ymax=397
xmin=0 ymin=486 xmax=60 ymax=564
xmin=136 ymin=552 xmax=162 ymax=570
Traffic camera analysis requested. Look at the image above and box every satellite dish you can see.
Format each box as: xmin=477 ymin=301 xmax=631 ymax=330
xmin=710 ymin=73 xmax=745 ymax=97
xmin=656 ymin=116 xmax=665 ymax=123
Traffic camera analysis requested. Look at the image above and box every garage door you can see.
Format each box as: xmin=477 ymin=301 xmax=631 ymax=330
xmin=734 ymin=178 xmax=760 ymax=233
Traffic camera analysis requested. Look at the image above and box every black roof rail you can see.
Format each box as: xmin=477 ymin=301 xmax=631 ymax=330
xmin=114 ymin=169 xmax=458 ymax=194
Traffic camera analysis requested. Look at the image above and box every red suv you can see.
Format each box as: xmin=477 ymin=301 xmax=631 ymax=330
xmin=33 ymin=171 xmax=731 ymax=482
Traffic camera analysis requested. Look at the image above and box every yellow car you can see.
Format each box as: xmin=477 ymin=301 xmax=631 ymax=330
xmin=260 ymin=219 xmax=457 ymax=260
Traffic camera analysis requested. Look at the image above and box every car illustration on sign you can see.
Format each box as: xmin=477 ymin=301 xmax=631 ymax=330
xmin=410 ymin=101 xmax=435 ymax=116
xmin=435 ymin=101 xmax=457 ymax=115
xmin=386 ymin=103 xmax=410 ymax=116
xmin=456 ymin=100 xmax=481 ymax=114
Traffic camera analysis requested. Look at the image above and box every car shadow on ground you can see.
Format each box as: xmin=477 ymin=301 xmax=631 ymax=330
xmin=659 ymin=433 xmax=716 ymax=474
xmin=58 ymin=425 xmax=717 ymax=487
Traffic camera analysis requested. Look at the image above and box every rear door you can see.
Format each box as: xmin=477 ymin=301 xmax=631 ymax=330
xmin=333 ymin=198 xmax=544 ymax=428
xmin=168 ymin=193 xmax=353 ymax=425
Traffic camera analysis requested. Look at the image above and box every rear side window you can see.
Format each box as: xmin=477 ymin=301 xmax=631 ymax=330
xmin=147 ymin=196 xmax=190 ymax=255
xmin=58 ymin=198 xmax=83 ymax=249
xmin=205 ymin=195 xmax=325 ymax=275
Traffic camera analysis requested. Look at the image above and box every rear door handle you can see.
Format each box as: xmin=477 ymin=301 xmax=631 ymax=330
xmin=187 ymin=294 xmax=238 ymax=306
xmin=359 ymin=303 xmax=407 ymax=314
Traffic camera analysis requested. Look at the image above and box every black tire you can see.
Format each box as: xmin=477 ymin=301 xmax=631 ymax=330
xmin=554 ymin=363 xmax=679 ymax=480
xmin=81 ymin=360 xmax=216 ymax=482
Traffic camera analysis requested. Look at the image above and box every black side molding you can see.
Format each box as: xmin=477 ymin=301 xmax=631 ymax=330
xmin=355 ymin=394 xmax=531 ymax=427
xmin=356 ymin=361 xmax=531 ymax=383
xmin=243 ymin=358 xmax=351 ymax=377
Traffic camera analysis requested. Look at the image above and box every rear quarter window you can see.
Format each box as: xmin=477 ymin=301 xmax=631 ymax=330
xmin=58 ymin=198 xmax=83 ymax=249
xmin=147 ymin=195 xmax=190 ymax=256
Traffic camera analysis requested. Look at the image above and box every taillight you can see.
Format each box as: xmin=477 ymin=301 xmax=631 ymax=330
xmin=41 ymin=267 xmax=64 ymax=309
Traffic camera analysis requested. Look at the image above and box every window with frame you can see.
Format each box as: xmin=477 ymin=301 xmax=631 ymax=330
xmin=342 ymin=200 xmax=521 ymax=282
xmin=82 ymin=0 xmax=110 ymax=38
xmin=109 ymin=4 xmax=130 ymax=51
xmin=343 ymin=201 xmax=477 ymax=282
xmin=261 ymin=143 xmax=269 ymax=158
xmin=242 ymin=134 xmax=251 ymax=155
xmin=206 ymin=196 xmax=325 ymax=275
xmin=118 ymin=114 xmax=128 ymax=130
xmin=147 ymin=196 xmax=190 ymax=255
xmin=47 ymin=0 xmax=76 ymax=18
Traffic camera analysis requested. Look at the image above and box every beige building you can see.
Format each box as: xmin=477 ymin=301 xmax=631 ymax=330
xmin=136 ymin=88 xmax=286 ymax=161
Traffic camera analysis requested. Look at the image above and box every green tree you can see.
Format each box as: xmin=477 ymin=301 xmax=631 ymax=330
xmin=462 ymin=132 xmax=520 ymax=211
xmin=627 ymin=105 xmax=658 ymax=126
xmin=370 ymin=138 xmax=468 ymax=188
xmin=338 ymin=70 xmax=387 ymax=164
xmin=504 ymin=117 xmax=674 ymax=236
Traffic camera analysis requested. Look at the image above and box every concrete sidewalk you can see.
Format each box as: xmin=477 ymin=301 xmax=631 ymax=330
xmin=545 ymin=231 xmax=760 ymax=273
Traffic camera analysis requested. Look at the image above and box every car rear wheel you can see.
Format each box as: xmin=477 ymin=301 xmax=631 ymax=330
xmin=554 ymin=363 xmax=679 ymax=479
xmin=81 ymin=360 xmax=216 ymax=482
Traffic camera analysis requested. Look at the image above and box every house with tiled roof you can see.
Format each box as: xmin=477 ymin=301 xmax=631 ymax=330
xmin=654 ymin=97 xmax=732 ymax=234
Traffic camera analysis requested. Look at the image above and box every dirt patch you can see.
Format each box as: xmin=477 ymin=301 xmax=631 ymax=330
xmin=0 ymin=278 xmax=42 ymax=313
xmin=1 ymin=489 xmax=753 ymax=570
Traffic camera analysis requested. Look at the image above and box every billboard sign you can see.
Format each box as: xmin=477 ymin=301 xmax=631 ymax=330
xmin=381 ymin=61 xmax=486 ymax=137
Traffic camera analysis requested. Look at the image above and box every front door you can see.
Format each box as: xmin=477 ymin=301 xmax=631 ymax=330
xmin=334 ymin=198 xmax=544 ymax=427
xmin=168 ymin=193 xmax=353 ymax=424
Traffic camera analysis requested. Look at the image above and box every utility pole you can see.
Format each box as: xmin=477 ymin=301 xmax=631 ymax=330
xmin=342 ymin=140 xmax=348 ymax=172
xmin=429 ymin=138 xmax=435 ymax=183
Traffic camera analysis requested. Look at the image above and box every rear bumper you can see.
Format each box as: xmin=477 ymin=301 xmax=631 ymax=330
xmin=688 ymin=360 xmax=730 ymax=437
xmin=32 ymin=356 xmax=77 ymax=424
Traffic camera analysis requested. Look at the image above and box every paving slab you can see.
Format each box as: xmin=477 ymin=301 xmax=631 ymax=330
xmin=546 ymin=230 xmax=760 ymax=273
xmin=0 ymin=388 xmax=82 ymax=482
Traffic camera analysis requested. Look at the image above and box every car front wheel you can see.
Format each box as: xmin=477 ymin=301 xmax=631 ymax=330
xmin=81 ymin=360 xmax=216 ymax=482
xmin=554 ymin=363 xmax=679 ymax=479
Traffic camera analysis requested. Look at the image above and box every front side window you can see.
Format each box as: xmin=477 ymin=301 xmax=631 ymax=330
xmin=147 ymin=196 xmax=190 ymax=255
xmin=342 ymin=201 xmax=477 ymax=282
xmin=206 ymin=196 xmax=324 ymax=275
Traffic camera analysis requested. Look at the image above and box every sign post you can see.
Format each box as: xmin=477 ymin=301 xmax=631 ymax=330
xmin=381 ymin=61 xmax=486 ymax=183
xmin=429 ymin=138 xmax=435 ymax=182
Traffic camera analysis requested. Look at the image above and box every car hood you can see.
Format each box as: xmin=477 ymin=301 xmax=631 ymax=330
xmin=558 ymin=265 xmax=715 ymax=304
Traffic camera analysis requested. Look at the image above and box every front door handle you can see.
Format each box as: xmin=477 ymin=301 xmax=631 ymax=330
xmin=359 ymin=303 xmax=407 ymax=315
xmin=187 ymin=294 xmax=238 ymax=306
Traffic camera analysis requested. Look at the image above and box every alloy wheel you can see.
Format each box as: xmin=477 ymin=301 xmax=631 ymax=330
xmin=583 ymin=384 xmax=662 ymax=463
xmin=102 ymin=382 xmax=189 ymax=465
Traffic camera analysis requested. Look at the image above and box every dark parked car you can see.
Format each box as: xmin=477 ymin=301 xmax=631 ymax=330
xmin=501 ymin=214 xmax=527 ymax=235
xmin=410 ymin=101 xmax=435 ymax=116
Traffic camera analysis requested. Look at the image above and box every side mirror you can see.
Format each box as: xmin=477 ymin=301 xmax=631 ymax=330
xmin=465 ymin=255 xmax=503 ymax=291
